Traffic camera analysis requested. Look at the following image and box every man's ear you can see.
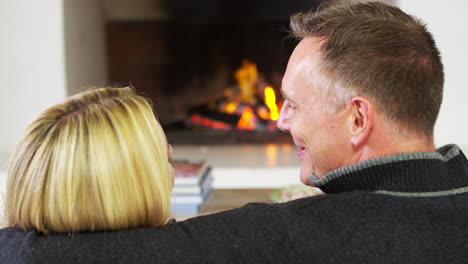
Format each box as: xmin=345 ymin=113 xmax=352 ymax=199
xmin=347 ymin=96 xmax=373 ymax=148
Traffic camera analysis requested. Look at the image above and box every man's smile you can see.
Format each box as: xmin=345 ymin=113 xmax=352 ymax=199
xmin=296 ymin=145 xmax=307 ymax=160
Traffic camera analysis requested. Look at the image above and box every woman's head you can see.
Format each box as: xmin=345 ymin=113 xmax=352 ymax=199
xmin=5 ymin=87 xmax=173 ymax=233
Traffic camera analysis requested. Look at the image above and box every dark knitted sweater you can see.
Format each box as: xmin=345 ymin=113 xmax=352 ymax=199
xmin=1 ymin=144 xmax=467 ymax=263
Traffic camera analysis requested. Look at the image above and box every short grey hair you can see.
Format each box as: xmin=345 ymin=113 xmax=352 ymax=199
xmin=290 ymin=1 xmax=444 ymax=136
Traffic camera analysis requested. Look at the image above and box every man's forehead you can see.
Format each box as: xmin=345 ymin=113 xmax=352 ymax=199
xmin=286 ymin=38 xmax=323 ymax=75
xmin=281 ymin=62 xmax=305 ymax=100
xmin=282 ymin=41 xmax=322 ymax=94
xmin=294 ymin=37 xmax=324 ymax=59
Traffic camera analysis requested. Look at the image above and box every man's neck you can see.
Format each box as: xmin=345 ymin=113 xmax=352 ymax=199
xmin=354 ymin=129 xmax=436 ymax=163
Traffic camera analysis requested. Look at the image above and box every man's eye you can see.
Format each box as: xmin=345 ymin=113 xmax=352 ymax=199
xmin=283 ymin=100 xmax=298 ymax=112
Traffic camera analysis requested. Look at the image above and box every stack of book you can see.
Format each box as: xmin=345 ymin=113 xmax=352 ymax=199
xmin=170 ymin=160 xmax=213 ymax=216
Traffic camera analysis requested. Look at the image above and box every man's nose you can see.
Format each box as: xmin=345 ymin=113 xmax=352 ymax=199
xmin=277 ymin=107 xmax=290 ymax=133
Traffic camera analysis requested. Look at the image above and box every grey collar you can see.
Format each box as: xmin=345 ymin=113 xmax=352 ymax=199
xmin=309 ymin=144 xmax=465 ymax=195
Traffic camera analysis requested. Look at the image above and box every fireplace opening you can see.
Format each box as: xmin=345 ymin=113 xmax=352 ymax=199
xmin=106 ymin=0 xmax=322 ymax=144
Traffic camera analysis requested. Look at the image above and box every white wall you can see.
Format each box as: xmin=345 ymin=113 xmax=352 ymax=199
xmin=64 ymin=0 xmax=108 ymax=95
xmin=396 ymin=1 xmax=468 ymax=152
xmin=0 ymin=0 xmax=108 ymax=186
xmin=0 ymin=1 xmax=67 ymax=170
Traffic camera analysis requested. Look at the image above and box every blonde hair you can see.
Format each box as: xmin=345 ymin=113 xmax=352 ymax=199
xmin=4 ymin=87 xmax=173 ymax=233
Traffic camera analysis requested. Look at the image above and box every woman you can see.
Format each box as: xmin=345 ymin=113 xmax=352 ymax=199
xmin=0 ymin=87 xmax=289 ymax=264
xmin=2 ymin=87 xmax=174 ymax=233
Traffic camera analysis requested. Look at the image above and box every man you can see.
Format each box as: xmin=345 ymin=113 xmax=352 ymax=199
xmin=278 ymin=2 xmax=445 ymax=187
xmin=1 ymin=2 xmax=466 ymax=263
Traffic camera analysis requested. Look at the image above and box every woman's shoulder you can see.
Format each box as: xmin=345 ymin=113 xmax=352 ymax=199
xmin=0 ymin=225 xmax=202 ymax=263
xmin=0 ymin=205 xmax=290 ymax=263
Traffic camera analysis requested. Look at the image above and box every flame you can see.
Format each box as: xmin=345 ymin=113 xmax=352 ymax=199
xmin=192 ymin=59 xmax=282 ymax=131
xmin=234 ymin=60 xmax=258 ymax=104
xmin=264 ymin=86 xmax=279 ymax=120
xmin=237 ymin=106 xmax=255 ymax=130
xmin=258 ymin=107 xmax=270 ymax=120
xmin=224 ymin=102 xmax=237 ymax=114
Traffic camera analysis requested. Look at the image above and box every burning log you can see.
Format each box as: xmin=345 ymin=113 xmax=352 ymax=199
xmin=189 ymin=105 xmax=240 ymax=126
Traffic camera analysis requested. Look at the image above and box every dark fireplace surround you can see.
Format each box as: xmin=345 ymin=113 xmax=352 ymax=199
xmin=106 ymin=0 xmax=321 ymax=144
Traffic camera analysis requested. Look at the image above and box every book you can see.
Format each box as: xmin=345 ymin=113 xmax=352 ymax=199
xmin=170 ymin=188 xmax=212 ymax=216
xmin=171 ymin=203 xmax=200 ymax=216
xmin=170 ymin=176 xmax=213 ymax=216
xmin=170 ymin=160 xmax=214 ymax=216
xmin=171 ymin=194 xmax=204 ymax=204
xmin=171 ymin=185 xmax=213 ymax=204
xmin=172 ymin=173 xmax=213 ymax=195
xmin=173 ymin=160 xmax=209 ymax=186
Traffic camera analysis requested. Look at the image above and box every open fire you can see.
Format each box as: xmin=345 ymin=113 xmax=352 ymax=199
xmin=190 ymin=60 xmax=282 ymax=131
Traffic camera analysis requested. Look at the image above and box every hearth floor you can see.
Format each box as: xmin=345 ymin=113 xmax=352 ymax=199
xmin=172 ymin=144 xmax=302 ymax=189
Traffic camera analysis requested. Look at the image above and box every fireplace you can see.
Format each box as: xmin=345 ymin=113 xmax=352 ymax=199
xmin=106 ymin=0 xmax=322 ymax=144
